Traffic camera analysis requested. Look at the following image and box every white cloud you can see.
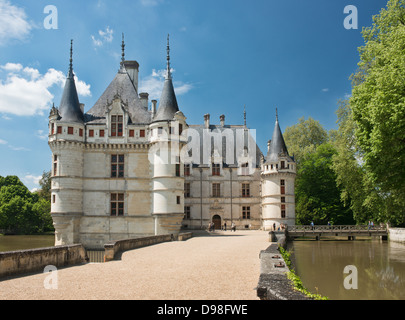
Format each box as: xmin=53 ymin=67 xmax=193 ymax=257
xmin=0 ymin=0 xmax=32 ymax=45
xmin=321 ymin=88 xmax=329 ymax=92
xmin=22 ymin=174 xmax=42 ymax=189
xmin=36 ymin=130 xmax=48 ymax=140
xmin=0 ymin=137 xmax=30 ymax=151
xmin=91 ymin=26 xmax=114 ymax=47
xmin=0 ymin=63 xmax=91 ymax=116
xmin=139 ymin=68 xmax=193 ymax=100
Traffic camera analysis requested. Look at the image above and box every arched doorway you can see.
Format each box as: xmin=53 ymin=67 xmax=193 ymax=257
xmin=212 ymin=215 xmax=222 ymax=230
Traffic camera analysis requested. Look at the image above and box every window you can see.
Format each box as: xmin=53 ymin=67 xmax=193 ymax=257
xmin=184 ymin=164 xmax=191 ymax=176
xmin=179 ymin=124 xmax=183 ymax=135
xmin=79 ymin=128 xmax=83 ymax=137
xmin=158 ymin=127 xmax=163 ymax=135
xmin=281 ymin=204 xmax=286 ymax=218
xmin=175 ymin=164 xmax=181 ymax=177
xmin=212 ymin=163 xmax=220 ymax=176
xmin=57 ymin=126 xmax=62 ymax=134
xmin=281 ymin=161 xmax=285 ymax=169
xmin=89 ymin=129 xmax=94 ymax=137
xmin=184 ymin=183 xmax=190 ymax=198
xmin=52 ymin=195 xmax=56 ymax=204
xmin=111 ymin=115 xmax=123 ymax=137
xmin=176 ymin=196 xmax=181 ymax=205
xmin=241 ymin=162 xmax=249 ymax=175
xmin=212 ymin=183 xmax=220 ymax=197
xmin=242 ymin=183 xmax=250 ymax=197
xmin=51 ymin=123 xmax=54 ymax=134
xmin=68 ymin=127 xmax=73 ymax=135
xmin=111 ymin=154 xmax=124 ymax=178
xmin=242 ymin=206 xmax=251 ymax=219
xmin=184 ymin=206 xmax=191 ymax=219
xmin=281 ymin=196 xmax=285 ymax=203
xmin=99 ymin=130 xmax=105 ymax=137
xmin=129 ymin=129 xmax=134 ymax=137
xmin=111 ymin=193 xmax=124 ymax=216
xmin=140 ymin=129 xmax=145 ymax=138
xmin=53 ymin=155 xmax=58 ymax=176
xmin=280 ymin=179 xmax=285 ymax=195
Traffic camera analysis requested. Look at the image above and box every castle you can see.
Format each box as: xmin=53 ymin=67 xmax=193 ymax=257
xmin=48 ymin=37 xmax=296 ymax=249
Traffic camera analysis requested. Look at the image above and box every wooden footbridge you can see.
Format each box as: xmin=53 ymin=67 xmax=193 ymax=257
xmin=286 ymin=225 xmax=388 ymax=240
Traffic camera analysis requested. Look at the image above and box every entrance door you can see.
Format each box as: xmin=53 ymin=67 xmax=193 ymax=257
xmin=212 ymin=215 xmax=222 ymax=230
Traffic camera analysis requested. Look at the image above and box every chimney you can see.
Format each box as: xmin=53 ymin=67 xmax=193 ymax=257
xmin=151 ymin=100 xmax=157 ymax=118
xmin=267 ymin=140 xmax=271 ymax=152
xmin=140 ymin=92 xmax=149 ymax=110
xmin=80 ymin=103 xmax=85 ymax=114
xmin=124 ymin=60 xmax=139 ymax=92
xmin=204 ymin=114 xmax=210 ymax=129
xmin=220 ymin=114 xmax=225 ymax=127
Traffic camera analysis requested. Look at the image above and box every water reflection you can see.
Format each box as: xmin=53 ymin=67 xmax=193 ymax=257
xmin=288 ymin=239 xmax=405 ymax=300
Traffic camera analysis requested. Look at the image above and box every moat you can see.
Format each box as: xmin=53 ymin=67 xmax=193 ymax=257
xmin=288 ymin=239 xmax=405 ymax=300
xmin=2 ymin=234 xmax=405 ymax=300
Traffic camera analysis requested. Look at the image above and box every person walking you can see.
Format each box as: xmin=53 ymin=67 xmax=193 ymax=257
xmin=224 ymin=221 xmax=227 ymax=231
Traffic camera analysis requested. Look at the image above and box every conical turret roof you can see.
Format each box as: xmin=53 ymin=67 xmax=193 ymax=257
xmin=153 ymin=34 xmax=179 ymax=122
xmin=266 ymin=111 xmax=289 ymax=163
xmin=58 ymin=40 xmax=83 ymax=123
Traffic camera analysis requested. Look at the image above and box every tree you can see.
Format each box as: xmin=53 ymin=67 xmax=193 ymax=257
xmin=283 ymin=117 xmax=328 ymax=165
xmin=0 ymin=175 xmax=54 ymax=234
xmin=38 ymin=170 xmax=52 ymax=202
xmin=295 ymin=143 xmax=354 ymax=225
xmin=350 ymin=0 xmax=405 ymax=218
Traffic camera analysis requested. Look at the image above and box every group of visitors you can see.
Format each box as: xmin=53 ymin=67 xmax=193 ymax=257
xmin=207 ymin=221 xmax=236 ymax=232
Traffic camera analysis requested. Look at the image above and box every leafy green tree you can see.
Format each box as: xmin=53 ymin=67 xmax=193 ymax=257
xmin=38 ymin=170 xmax=51 ymax=202
xmin=283 ymin=117 xmax=328 ymax=165
xmin=295 ymin=143 xmax=354 ymax=225
xmin=0 ymin=175 xmax=54 ymax=234
xmin=350 ymin=0 xmax=405 ymax=221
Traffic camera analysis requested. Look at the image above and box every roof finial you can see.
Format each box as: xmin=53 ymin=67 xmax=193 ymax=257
xmin=68 ymin=39 xmax=73 ymax=78
xmin=166 ymin=34 xmax=171 ymax=79
xmin=120 ymin=33 xmax=125 ymax=70
xmin=244 ymin=104 xmax=247 ymax=127
xmin=276 ymin=107 xmax=278 ymax=122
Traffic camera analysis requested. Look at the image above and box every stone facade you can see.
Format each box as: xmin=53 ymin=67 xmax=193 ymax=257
xmin=48 ymin=39 xmax=296 ymax=249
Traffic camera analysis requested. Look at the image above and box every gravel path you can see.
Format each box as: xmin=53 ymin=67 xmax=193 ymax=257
xmin=0 ymin=230 xmax=270 ymax=300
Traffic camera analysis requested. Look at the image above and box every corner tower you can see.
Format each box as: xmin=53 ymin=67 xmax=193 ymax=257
xmin=261 ymin=110 xmax=296 ymax=230
xmin=48 ymin=40 xmax=85 ymax=245
xmin=150 ymin=35 xmax=188 ymax=235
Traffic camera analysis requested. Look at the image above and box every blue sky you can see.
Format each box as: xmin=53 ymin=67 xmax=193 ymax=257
xmin=0 ymin=0 xmax=390 ymax=190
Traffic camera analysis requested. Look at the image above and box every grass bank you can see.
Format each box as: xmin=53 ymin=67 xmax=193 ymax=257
xmin=279 ymin=246 xmax=328 ymax=300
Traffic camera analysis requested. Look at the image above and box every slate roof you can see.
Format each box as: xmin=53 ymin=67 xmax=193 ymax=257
xmin=265 ymin=117 xmax=292 ymax=163
xmin=152 ymin=77 xmax=179 ymax=122
xmin=58 ymin=41 xmax=84 ymax=123
xmin=84 ymin=69 xmax=151 ymax=125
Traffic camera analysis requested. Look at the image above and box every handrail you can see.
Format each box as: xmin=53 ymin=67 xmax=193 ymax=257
xmin=287 ymin=225 xmax=387 ymax=233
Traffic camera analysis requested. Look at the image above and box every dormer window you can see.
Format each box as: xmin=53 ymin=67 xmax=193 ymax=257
xmin=111 ymin=115 xmax=123 ymax=137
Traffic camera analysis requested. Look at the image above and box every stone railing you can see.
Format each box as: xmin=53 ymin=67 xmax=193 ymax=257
xmin=256 ymin=243 xmax=311 ymax=300
xmin=0 ymin=244 xmax=87 ymax=278
xmin=104 ymin=232 xmax=193 ymax=262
